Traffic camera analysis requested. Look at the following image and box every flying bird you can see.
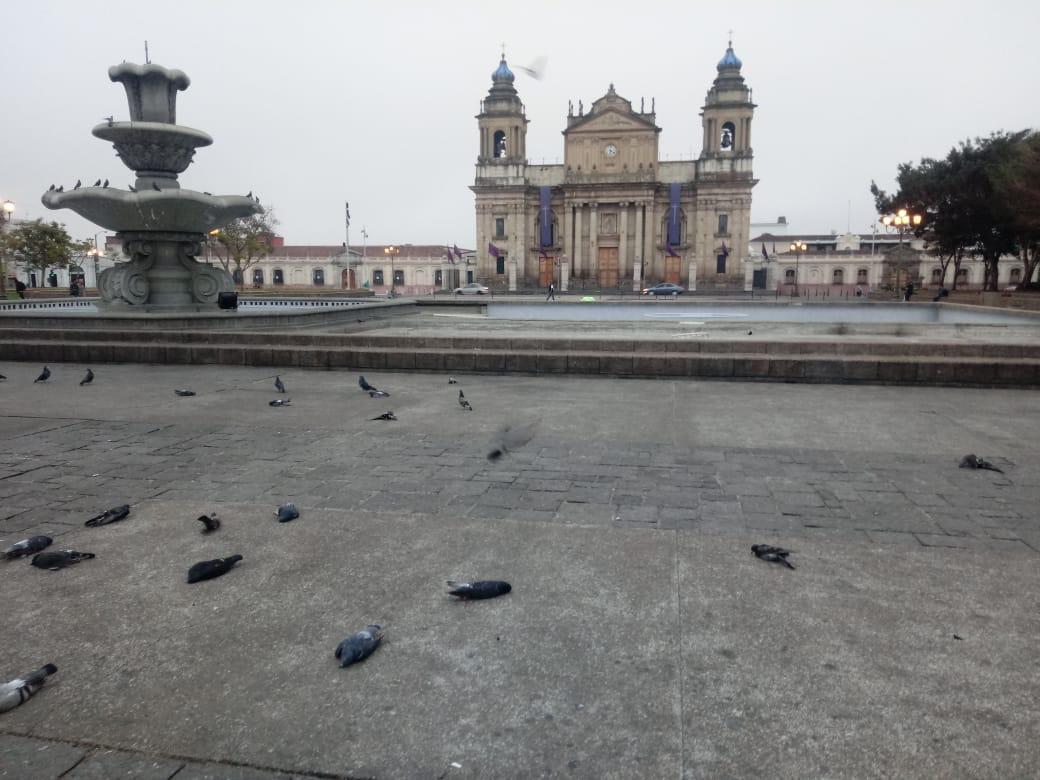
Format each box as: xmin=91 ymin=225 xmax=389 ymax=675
xmin=187 ymin=555 xmax=243 ymax=583
xmin=959 ymin=454 xmax=1004 ymax=474
xmin=372 ymin=411 xmax=397 ymax=421
xmin=448 ymin=377 xmax=458 ymax=384
xmin=74 ymin=179 xmax=82 ymax=190
xmin=335 ymin=625 xmax=383 ymax=668
xmin=93 ymin=178 xmax=101 ymax=187
xmin=447 ymin=580 xmax=512 ymax=600
xmin=80 ymin=368 xmax=94 ymax=386
xmin=274 ymin=375 xmax=286 ymax=394
xmin=269 ymin=398 xmax=291 ymax=407
xmin=85 ymin=504 xmax=130 ymax=527
xmin=197 ymin=513 xmax=221 ymax=534
xmin=487 ymin=420 xmax=538 ymax=461
xmin=174 ymin=388 xmax=196 ymax=396
xmin=276 ymin=503 xmax=299 ymax=523
xmin=458 ymin=390 xmax=472 ymax=411
xmin=751 ymin=543 xmax=795 ymax=570
xmin=31 ymin=550 xmax=96 ymax=570
xmin=0 ymin=664 xmax=58 ymax=714
xmin=3 ymin=535 xmax=53 ymax=560
xmin=34 ymin=366 xmax=51 ymax=383
xmin=514 ymin=55 xmax=548 ymax=80
xmin=151 ymin=182 xmax=161 ymax=191
xmin=358 ymin=375 xmax=390 ymax=398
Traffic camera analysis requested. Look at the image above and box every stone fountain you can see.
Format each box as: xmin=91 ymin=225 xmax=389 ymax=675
xmin=41 ymin=63 xmax=261 ymax=310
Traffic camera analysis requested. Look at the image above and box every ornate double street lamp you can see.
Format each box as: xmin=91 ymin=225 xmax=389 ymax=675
xmin=383 ymin=245 xmax=400 ymax=297
xmin=1 ymin=199 xmax=15 ymax=297
xmin=881 ymin=208 xmax=923 ymax=293
xmin=790 ymin=240 xmax=807 ymax=297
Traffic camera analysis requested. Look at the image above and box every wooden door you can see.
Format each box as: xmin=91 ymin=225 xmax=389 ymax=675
xmin=664 ymin=256 xmax=681 ymax=284
xmin=598 ymin=247 xmax=618 ymax=288
xmin=539 ymin=257 xmax=554 ymax=288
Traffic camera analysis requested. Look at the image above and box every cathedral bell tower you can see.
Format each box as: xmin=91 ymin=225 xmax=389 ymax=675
xmin=476 ymin=54 xmax=528 ymax=166
xmin=699 ymin=40 xmax=755 ymax=163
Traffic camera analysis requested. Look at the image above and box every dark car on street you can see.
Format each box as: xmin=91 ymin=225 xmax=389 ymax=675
xmin=641 ymin=282 xmax=685 ymax=296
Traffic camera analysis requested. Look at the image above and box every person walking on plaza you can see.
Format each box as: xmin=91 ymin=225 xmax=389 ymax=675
xmin=546 ymin=282 xmax=555 ymax=301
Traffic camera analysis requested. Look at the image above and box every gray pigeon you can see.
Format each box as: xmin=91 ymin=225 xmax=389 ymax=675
xmin=269 ymin=398 xmax=291 ymax=407
xmin=0 ymin=664 xmax=58 ymax=714
xmin=959 ymin=454 xmax=1004 ymax=474
xmin=31 ymin=550 xmax=95 ymax=570
xmin=751 ymin=544 xmax=795 ymax=570
xmin=187 ymin=555 xmax=242 ymax=583
xmin=276 ymin=503 xmax=299 ymax=523
xmin=335 ymin=625 xmax=383 ymax=668
xmin=447 ymin=580 xmax=512 ymax=600
xmin=197 ymin=513 xmax=220 ymax=534
xmin=458 ymin=390 xmax=472 ymax=411
xmin=274 ymin=375 xmax=286 ymax=394
xmin=48 ymin=184 xmax=55 ymax=191
xmin=74 ymin=179 xmax=81 ymax=189
xmin=3 ymin=535 xmax=53 ymax=560
xmin=372 ymin=411 xmax=397 ymax=421
xmin=85 ymin=504 xmax=130 ymax=527
xmin=80 ymin=368 xmax=94 ymax=386
xmin=93 ymin=178 xmax=101 ymax=187
xmin=102 ymin=179 xmax=109 ymax=188
xmin=359 ymin=375 xmax=390 ymax=398
xmin=56 ymin=185 xmax=64 ymax=192
xmin=487 ymin=420 xmax=538 ymax=461
xmin=448 ymin=377 xmax=458 ymax=384
xmin=174 ymin=388 xmax=196 ymax=397
xmin=34 ymin=366 xmax=51 ymax=383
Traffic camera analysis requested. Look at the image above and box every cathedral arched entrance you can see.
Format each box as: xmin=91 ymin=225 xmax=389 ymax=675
xmin=538 ymin=256 xmax=554 ymax=288
xmin=341 ymin=269 xmax=356 ymax=288
xmin=598 ymin=247 xmax=618 ymax=288
xmin=664 ymin=255 xmax=681 ymax=284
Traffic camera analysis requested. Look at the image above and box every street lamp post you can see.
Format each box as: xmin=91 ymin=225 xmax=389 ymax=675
xmin=881 ymin=208 xmax=923 ymax=294
xmin=790 ymin=240 xmax=806 ymax=297
xmin=87 ymin=233 xmax=102 ymax=293
xmin=383 ymin=245 xmax=400 ymax=297
xmin=1 ymin=199 xmax=15 ymax=297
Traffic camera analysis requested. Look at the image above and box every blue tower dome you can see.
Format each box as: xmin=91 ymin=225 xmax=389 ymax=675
xmin=717 ymin=43 xmax=742 ymax=70
xmin=492 ymin=57 xmax=515 ymax=82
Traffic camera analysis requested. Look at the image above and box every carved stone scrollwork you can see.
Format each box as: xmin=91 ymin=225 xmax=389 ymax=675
xmin=99 ymin=239 xmax=156 ymax=305
xmin=177 ymin=239 xmax=233 ymax=303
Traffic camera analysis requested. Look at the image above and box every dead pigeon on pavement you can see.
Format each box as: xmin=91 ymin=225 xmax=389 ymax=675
xmin=487 ymin=420 xmax=538 ymax=461
xmin=79 ymin=368 xmax=94 ymax=386
xmin=959 ymin=454 xmax=1004 ymax=474
xmin=751 ymin=543 xmax=795 ymax=570
xmin=335 ymin=625 xmax=383 ymax=668
xmin=196 ymin=514 xmax=221 ymax=534
xmin=85 ymin=504 xmax=130 ymax=527
xmin=372 ymin=411 xmax=397 ymax=421
xmin=269 ymin=398 xmax=291 ymax=407
xmin=274 ymin=375 xmax=286 ymax=394
xmin=276 ymin=503 xmax=299 ymax=523
xmin=187 ymin=555 xmax=243 ymax=583
xmin=34 ymin=366 xmax=51 ymax=383
xmin=359 ymin=375 xmax=390 ymax=398
xmin=458 ymin=390 xmax=472 ymax=411
xmin=31 ymin=550 xmax=95 ymax=570
xmin=447 ymin=580 xmax=512 ymax=600
xmin=3 ymin=535 xmax=53 ymax=560
xmin=174 ymin=388 xmax=196 ymax=396
xmin=0 ymin=664 xmax=58 ymax=714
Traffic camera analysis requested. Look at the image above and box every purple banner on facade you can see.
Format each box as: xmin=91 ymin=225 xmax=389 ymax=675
xmin=488 ymin=242 xmax=501 ymax=258
xmin=667 ymin=182 xmax=682 ymax=247
xmin=539 ymin=186 xmax=553 ymax=248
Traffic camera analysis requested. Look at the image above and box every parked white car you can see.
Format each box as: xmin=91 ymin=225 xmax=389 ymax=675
xmin=454 ymin=283 xmax=489 ymax=295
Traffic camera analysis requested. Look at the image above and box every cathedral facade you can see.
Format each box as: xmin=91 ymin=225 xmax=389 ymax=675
xmin=471 ymin=43 xmax=757 ymax=291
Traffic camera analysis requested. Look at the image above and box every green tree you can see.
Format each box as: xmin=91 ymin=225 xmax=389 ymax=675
xmin=991 ymin=131 xmax=1040 ymax=288
xmin=207 ymin=206 xmax=278 ymax=290
xmin=0 ymin=219 xmax=91 ymax=289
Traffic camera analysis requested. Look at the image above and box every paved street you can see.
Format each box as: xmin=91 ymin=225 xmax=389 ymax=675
xmin=1 ymin=362 xmax=1039 ymax=778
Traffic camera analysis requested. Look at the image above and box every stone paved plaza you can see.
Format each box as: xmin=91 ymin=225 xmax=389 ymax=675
xmin=2 ymin=361 xmax=1039 ymax=778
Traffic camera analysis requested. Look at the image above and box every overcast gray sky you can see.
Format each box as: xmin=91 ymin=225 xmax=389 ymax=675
xmin=3 ymin=1 xmax=1038 ymax=248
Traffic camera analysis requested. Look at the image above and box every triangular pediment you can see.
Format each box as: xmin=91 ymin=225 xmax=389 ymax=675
xmin=566 ymin=108 xmax=658 ymax=135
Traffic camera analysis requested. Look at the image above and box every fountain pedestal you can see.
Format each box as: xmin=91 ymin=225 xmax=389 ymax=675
xmin=41 ymin=62 xmax=260 ymax=311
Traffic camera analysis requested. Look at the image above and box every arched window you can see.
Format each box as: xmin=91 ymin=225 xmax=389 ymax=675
xmin=785 ymin=269 xmax=795 ymax=283
xmin=1010 ymin=267 xmax=1022 ymax=282
xmin=312 ymin=268 xmax=325 ymax=286
xmin=931 ymin=268 xmax=943 ymax=283
xmin=273 ymin=268 xmax=284 ymax=285
xmin=435 ymin=269 xmax=443 ymax=285
xmin=832 ymin=268 xmax=844 ymax=285
xmin=720 ymin=121 xmax=735 ymax=150
xmin=252 ymin=268 xmax=264 ymax=286
xmin=493 ymin=130 xmax=507 ymax=158
xmin=856 ymin=268 xmax=868 ymax=284
xmin=373 ymin=269 xmax=384 ymax=286
xmin=232 ymin=269 xmax=243 ymax=284
xmin=955 ymin=268 xmax=969 ymax=284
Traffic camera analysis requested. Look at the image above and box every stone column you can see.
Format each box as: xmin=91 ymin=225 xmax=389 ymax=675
xmin=512 ymin=203 xmax=522 ymax=284
xmin=573 ymin=205 xmax=583 ymax=280
xmin=633 ymin=201 xmax=644 ymax=291
xmin=508 ymin=259 xmax=517 ymax=292
xmin=441 ymin=262 xmax=451 ymax=291
xmin=688 ymin=258 xmax=697 ymax=292
xmin=619 ymin=202 xmax=629 ymax=282
xmin=744 ymin=260 xmax=754 ymax=292
xmin=589 ymin=203 xmax=599 ymax=283
xmin=562 ymin=200 xmax=572 ymax=269
xmin=644 ymin=197 xmax=656 ymax=282
xmin=560 ymin=259 xmax=570 ymax=292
